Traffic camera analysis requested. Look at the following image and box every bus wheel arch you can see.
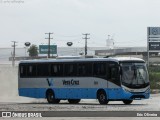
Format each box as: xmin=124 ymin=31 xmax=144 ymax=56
xmin=46 ymin=89 xmax=60 ymax=104
xmin=97 ymin=89 xmax=109 ymax=105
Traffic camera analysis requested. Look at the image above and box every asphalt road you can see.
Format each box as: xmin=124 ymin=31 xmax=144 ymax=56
xmin=0 ymin=94 xmax=160 ymax=119
xmin=0 ymin=94 xmax=160 ymax=111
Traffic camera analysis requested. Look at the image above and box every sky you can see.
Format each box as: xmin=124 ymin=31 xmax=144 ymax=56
xmin=0 ymin=0 xmax=160 ymax=48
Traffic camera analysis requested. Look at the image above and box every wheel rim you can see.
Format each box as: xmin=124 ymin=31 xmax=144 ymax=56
xmin=48 ymin=93 xmax=53 ymax=102
xmin=100 ymin=93 xmax=105 ymax=102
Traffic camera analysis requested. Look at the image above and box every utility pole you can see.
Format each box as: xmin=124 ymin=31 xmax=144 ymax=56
xmin=11 ymin=41 xmax=17 ymax=67
xmin=82 ymin=33 xmax=90 ymax=56
xmin=45 ymin=32 xmax=53 ymax=58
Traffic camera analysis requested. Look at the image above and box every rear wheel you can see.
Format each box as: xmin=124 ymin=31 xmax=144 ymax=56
xmin=46 ymin=90 xmax=60 ymax=104
xmin=123 ymin=100 xmax=133 ymax=104
xmin=68 ymin=99 xmax=81 ymax=104
xmin=97 ymin=91 xmax=108 ymax=105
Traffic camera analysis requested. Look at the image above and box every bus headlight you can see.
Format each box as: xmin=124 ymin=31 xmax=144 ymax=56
xmin=122 ymin=87 xmax=130 ymax=93
xmin=145 ymin=88 xmax=150 ymax=93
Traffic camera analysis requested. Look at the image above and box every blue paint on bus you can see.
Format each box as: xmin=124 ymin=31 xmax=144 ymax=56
xmin=19 ymin=88 xmax=150 ymax=100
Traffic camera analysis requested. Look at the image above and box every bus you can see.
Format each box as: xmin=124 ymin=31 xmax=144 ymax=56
xmin=18 ymin=57 xmax=150 ymax=104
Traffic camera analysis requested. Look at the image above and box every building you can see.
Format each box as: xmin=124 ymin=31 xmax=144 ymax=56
xmin=95 ymin=47 xmax=160 ymax=64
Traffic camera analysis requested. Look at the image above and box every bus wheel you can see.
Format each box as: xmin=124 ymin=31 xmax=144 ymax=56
xmin=68 ymin=99 xmax=81 ymax=104
xmin=46 ymin=90 xmax=60 ymax=104
xmin=97 ymin=91 xmax=108 ymax=105
xmin=123 ymin=100 xmax=133 ymax=105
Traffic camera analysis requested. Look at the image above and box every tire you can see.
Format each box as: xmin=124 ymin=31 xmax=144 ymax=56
xmin=46 ymin=90 xmax=60 ymax=104
xmin=123 ymin=100 xmax=133 ymax=105
xmin=97 ymin=91 xmax=109 ymax=105
xmin=68 ymin=99 xmax=81 ymax=104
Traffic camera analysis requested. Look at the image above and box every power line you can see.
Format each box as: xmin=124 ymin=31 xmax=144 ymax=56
xmin=82 ymin=33 xmax=90 ymax=56
xmin=45 ymin=32 xmax=53 ymax=58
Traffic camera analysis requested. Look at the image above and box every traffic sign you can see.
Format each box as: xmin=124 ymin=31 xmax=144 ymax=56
xmin=149 ymin=42 xmax=160 ymax=50
xmin=148 ymin=27 xmax=160 ymax=51
xmin=39 ymin=45 xmax=57 ymax=54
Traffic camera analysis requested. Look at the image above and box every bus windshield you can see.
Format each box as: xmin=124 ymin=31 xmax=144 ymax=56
xmin=120 ymin=62 xmax=149 ymax=88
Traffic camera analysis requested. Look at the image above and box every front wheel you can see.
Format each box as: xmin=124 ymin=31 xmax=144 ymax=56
xmin=97 ymin=91 xmax=109 ymax=105
xmin=68 ymin=99 xmax=81 ymax=104
xmin=123 ymin=100 xmax=133 ymax=104
xmin=46 ymin=90 xmax=60 ymax=104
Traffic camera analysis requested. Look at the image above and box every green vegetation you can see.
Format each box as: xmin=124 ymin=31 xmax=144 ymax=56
xmin=28 ymin=44 xmax=38 ymax=57
xmin=149 ymin=66 xmax=160 ymax=89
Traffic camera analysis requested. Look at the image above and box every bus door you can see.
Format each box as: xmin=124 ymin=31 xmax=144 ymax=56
xmin=93 ymin=62 xmax=108 ymax=94
xmin=107 ymin=62 xmax=121 ymax=99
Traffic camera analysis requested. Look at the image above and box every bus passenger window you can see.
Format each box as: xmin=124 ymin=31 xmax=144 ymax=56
xmin=51 ymin=64 xmax=63 ymax=76
xmin=93 ymin=63 xmax=106 ymax=76
xmin=37 ymin=64 xmax=49 ymax=77
xmin=108 ymin=63 xmax=118 ymax=81
xmin=29 ymin=66 xmax=32 ymax=73
xmin=27 ymin=65 xmax=37 ymax=77
xmin=53 ymin=66 xmax=58 ymax=73
xmin=64 ymin=64 xmax=77 ymax=76
xmin=78 ymin=65 xmax=85 ymax=75
xmin=78 ymin=63 xmax=92 ymax=76
xmin=20 ymin=65 xmax=27 ymax=77
xmin=20 ymin=66 xmax=23 ymax=73
xmin=110 ymin=67 xmax=118 ymax=80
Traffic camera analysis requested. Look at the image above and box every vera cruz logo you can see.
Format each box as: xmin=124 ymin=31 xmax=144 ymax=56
xmin=46 ymin=78 xmax=54 ymax=86
xmin=62 ymin=79 xmax=79 ymax=86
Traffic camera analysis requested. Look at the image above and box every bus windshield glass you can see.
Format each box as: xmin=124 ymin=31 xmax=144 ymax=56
xmin=120 ymin=62 xmax=149 ymax=88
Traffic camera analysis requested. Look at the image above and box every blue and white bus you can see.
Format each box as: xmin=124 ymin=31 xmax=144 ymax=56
xmin=18 ymin=57 xmax=150 ymax=104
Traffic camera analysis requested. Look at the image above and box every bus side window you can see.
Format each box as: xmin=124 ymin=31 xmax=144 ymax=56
xmin=64 ymin=64 xmax=77 ymax=76
xmin=78 ymin=63 xmax=92 ymax=76
xmin=27 ymin=64 xmax=37 ymax=77
xmin=93 ymin=63 xmax=106 ymax=76
xmin=51 ymin=64 xmax=63 ymax=76
xmin=108 ymin=63 xmax=118 ymax=80
xmin=110 ymin=67 xmax=118 ymax=80
xmin=78 ymin=64 xmax=85 ymax=76
xmin=20 ymin=65 xmax=27 ymax=77
xmin=37 ymin=64 xmax=49 ymax=77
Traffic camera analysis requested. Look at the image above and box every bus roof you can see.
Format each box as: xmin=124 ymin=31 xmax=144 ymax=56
xmin=113 ymin=57 xmax=145 ymax=62
xmin=19 ymin=57 xmax=145 ymax=64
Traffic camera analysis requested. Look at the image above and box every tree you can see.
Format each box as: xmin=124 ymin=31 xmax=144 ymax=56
xmin=28 ymin=44 xmax=38 ymax=57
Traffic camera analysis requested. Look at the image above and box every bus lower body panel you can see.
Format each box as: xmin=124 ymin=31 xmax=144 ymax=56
xmin=18 ymin=88 xmax=150 ymax=100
